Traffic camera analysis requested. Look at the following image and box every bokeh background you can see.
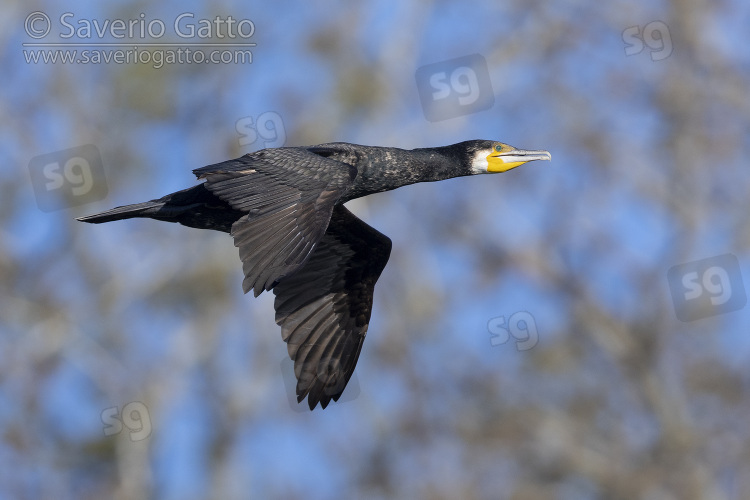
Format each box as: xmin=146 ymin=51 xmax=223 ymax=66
xmin=2 ymin=1 xmax=750 ymax=499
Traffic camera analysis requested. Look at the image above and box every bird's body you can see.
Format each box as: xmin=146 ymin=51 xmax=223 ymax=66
xmin=78 ymin=140 xmax=550 ymax=409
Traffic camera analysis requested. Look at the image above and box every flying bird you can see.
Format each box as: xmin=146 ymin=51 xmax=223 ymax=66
xmin=78 ymin=140 xmax=551 ymax=409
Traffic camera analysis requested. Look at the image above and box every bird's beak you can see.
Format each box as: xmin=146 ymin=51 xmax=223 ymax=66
xmin=487 ymin=148 xmax=552 ymax=173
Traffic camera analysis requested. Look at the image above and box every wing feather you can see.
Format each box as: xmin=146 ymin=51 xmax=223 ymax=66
xmin=194 ymin=147 xmax=357 ymax=296
xmin=272 ymin=205 xmax=392 ymax=409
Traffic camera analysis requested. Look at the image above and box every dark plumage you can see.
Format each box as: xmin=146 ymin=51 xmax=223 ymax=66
xmin=78 ymin=140 xmax=550 ymax=409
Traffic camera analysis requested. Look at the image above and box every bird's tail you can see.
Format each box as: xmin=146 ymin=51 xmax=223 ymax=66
xmin=76 ymin=184 xmax=242 ymax=233
xmin=76 ymin=201 xmax=165 ymax=224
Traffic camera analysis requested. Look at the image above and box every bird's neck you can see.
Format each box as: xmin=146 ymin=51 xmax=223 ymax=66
xmin=344 ymin=146 xmax=472 ymax=201
xmin=408 ymin=146 xmax=473 ymax=182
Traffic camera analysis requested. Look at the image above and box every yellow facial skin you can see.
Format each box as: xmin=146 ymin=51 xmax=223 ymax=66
xmin=486 ymin=143 xmax=552 ymax=173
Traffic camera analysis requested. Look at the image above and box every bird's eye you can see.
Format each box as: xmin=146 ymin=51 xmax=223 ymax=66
xmin=495 ymin=145 xmax=503 ymax=152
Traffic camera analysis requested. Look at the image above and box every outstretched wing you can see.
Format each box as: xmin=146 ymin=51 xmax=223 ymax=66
xmin=194 ymin=147 xmax=357 ymax=296
xmin=272 ymin=205 xmax=392 ymax=410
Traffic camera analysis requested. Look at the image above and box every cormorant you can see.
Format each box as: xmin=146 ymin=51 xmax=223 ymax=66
xmin=78 ymin=140 xmax=551 ymax=409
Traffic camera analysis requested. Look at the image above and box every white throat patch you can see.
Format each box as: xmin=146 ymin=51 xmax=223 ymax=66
xmin=470 ymin=150 xmax=491 ymax=174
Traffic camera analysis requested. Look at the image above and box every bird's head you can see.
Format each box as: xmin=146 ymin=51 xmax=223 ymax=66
xmin=469 ymin=141 xmax=551 ymax=174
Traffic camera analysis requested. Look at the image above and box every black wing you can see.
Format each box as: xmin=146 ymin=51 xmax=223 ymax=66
xmin=194 ymin=147 xmax=357 ymax=296
xmin=272 ymin=205 xmax=392 ymax=410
